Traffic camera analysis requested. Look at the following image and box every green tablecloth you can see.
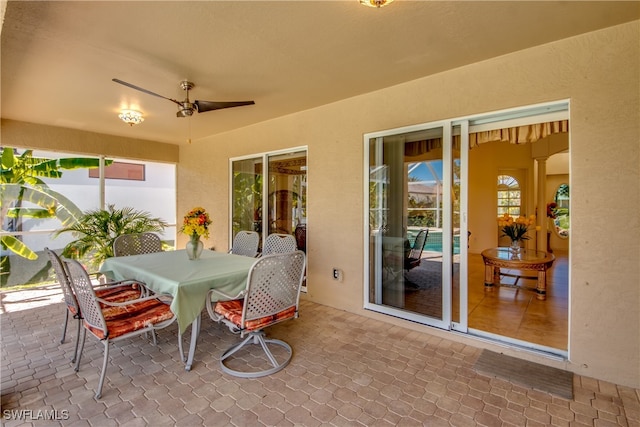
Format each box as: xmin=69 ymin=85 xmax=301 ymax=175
xmin=100 ymin=250 xmax=256 ymax=334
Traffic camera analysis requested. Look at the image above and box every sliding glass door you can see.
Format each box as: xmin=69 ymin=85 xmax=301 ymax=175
xmin=365 ymin=122 xmax=468 ymax=331
xmin=231 ymin=148 xmax=307 ymax=252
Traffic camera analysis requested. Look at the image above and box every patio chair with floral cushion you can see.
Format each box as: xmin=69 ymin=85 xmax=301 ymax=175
xmin=206 ymin=250 xmax=306 ymax=378
xmin=45 ymin=248 xmax=147 ymax=364
xmin=229 ymin=230 xmax=260 ymax=257
xmin=113 ymin=232 xmax=162 ymax=257
xmin=64 ymin=258 xmax=176 ymax=399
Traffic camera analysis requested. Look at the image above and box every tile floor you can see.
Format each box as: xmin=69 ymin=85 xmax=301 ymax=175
xmin=467 ymin=251 xmax=569 ymax=350
xmin=1 ymin=285 xmax=639 ymax=426
xmin=404 ymin=251 xmax=569 ymax=351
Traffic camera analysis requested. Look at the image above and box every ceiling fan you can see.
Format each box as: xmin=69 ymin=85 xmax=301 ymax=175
xmin=112 ymin=78 xmax=255 ymax=118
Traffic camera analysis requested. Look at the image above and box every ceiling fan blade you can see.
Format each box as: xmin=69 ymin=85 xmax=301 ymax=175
xmin=194 ymin=100 xmax=255 ymax=113
xmin=112 ymin=78 xmax=181 ymax=106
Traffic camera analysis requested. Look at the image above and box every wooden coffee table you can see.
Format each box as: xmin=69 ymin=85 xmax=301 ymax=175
xmin=481 ymin=247 xmax=555 ymax=300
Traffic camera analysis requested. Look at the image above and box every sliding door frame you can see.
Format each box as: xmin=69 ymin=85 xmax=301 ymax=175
xmin=363 ymin=120 xmax=465 ymax=331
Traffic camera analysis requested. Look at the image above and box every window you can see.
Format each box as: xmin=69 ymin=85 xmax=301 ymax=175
xmin=497 ymin=175 xmax=521 ymax=216
xmin=89 ymin=161 xmax=145 ymax=181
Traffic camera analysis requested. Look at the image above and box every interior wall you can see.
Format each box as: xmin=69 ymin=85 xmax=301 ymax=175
xmin=468 ymin=142 xmax=535 ymax=253
xmin=178 ymin=21 xmax=639 ymax=387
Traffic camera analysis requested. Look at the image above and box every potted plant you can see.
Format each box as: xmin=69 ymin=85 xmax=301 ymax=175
xmin=54 ymin=204 xmax=168 ymax=269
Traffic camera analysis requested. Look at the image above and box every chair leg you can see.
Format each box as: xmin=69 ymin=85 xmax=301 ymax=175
xmin=60 ymin=310 xmax=69 ymax=344
xmin=257 ymin=334 xmax=281 ymax=367
xmin=95 ymin=340 xmax=110 ymax=399
xmin=74 ymin=328 xmax=87 ymax=372
xmin=221 ymin=334 xmax=253 ymax=361
xmin=71 ymin=318 xmax=82 ymax=363
xmin=219 ymin=332 xmax=293 ymax=378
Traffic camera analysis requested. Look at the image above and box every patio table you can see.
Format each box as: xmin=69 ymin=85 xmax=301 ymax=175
xmin=100 ymin=249 xmax=255 ymax=370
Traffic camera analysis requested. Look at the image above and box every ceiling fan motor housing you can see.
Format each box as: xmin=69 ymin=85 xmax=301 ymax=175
xmin=177 ymin=81 xmax=196 ymax=116
xmin=177 ymin=104 xmax=195 ymax=117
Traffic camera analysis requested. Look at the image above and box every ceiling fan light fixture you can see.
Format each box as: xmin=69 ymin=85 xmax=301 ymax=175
xmin=118 ymin=109 xmax=144 ymax=126
xmin=359 ymin=0 xmax=394 ymax=8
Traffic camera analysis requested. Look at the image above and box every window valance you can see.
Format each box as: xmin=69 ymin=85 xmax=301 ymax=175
xmin=469 ymin=120 xmax=568 ymax=148
xmin=404 ymin=120 xmax=569 ymax=157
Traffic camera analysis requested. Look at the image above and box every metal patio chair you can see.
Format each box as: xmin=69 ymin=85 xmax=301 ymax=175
xmin=261 ymin=233 xmax=297 ymax=256
xmin=113 ymin=232 xmax=162 ymax=257
xmin=65 ymin=258 xmax=176 ymax=399
xmin=206 ymin=251 xmax=306 ymax=378
xmin=46 ymin=248 xmax=146 ymax=364
xmin=229 ymin=230 xmax=260 ymax=257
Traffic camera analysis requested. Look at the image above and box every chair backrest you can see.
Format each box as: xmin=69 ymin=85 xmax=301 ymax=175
xmin=242 ymin=251 xmax=306 ymax=325
xmin=408 ymin=229 xmax=429 ymax=260
xmin=262 ymin=233 xmax=297 ymax=255
xmin=230 ymin=231 xmax=260 ymax=257
xmin=113 ymin=233 xmax=162 ymax=257
xmin=64 ymin=258 xmax=107 ymax=336
xmin=294 ymin=224 xmax=306 ymax=253
xmin=45 ymin=248 xmax=79 ymax=315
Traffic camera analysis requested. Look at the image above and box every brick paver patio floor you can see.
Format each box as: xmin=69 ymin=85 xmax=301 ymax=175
xmin=1 ymin=284 xmax=639 ymax=426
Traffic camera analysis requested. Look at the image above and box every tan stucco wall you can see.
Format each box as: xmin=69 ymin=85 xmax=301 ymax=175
xmin=1 ymin=119 xmax=179 ymax=163
xmin=178 ymin=21 xmax=639 ymax=387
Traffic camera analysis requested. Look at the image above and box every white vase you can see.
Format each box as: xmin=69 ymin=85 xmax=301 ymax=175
xmin=186 ymin=235 xmax=203 ymax=260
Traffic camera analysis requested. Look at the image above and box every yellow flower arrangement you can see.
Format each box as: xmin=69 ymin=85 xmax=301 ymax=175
xmin=497 ymin=213 xmax=539 ymax=242
xmin=180 ymin=207 xmax=212 ymax=239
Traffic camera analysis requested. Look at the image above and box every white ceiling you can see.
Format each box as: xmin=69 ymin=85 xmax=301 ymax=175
xmin=2 ymin=1 xmax=638 ymax=145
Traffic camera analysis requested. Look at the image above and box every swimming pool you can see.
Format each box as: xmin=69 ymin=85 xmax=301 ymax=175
xmin=408 ymin=229 xmax=460 ymax=254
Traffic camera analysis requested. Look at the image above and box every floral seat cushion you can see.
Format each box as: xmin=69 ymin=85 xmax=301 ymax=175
xmin=67 ymin=284 xmax=141 ymax=318
xmin=96 ymin=285 xmax=145 ymax=319
xmin=85 ymin=298 xmax=174 ymax=340
xmin=214 ymin=299 xmax=297 ymax=332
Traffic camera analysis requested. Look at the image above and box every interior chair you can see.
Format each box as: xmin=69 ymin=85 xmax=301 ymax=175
xmin=262 ymin=233 xmax=297 ymax=256
xmin=45 ymin=248 xmax=147 ymax=363
xmin=294 ymin=224 xmax=307 ymax=285
xmin=294 ymin=224 xmax=306 ymax=253
xmin=229 ymin=230 xmax=260 ymax=257
xmin=404 ymin=228 xmax=429 ymax=271
xmin=64 ymin=258 xmax=175 ymax=399
xmin=113 ymin=232 xmax=162 ymax=257
xmin=206 ymin=250 xmax=306 ymax=378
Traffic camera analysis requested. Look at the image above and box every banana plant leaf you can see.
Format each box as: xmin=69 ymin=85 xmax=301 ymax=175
xmin=30 ymin=158 xmax=104 ymax=176
xmin=1 ymin=184 xmax=83 ymax=227
xmin=0 ymin=235 xmax=38 ymax=260
xmin=6 ymin=207 xmax=54 ymax=219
